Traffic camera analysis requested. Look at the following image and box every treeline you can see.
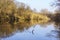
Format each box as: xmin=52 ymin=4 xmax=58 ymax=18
xmin=0 ymin=0 xmax=60 ymax=24
xmin=43 ymin=12 xmax=60 ymax=23
xmin=39 ymin=9 xmax=60 ymax=22
xmin=0 ymin=0 xmax=33 ymax=24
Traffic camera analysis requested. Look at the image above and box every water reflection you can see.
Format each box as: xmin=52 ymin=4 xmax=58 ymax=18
xmin=0 ymin=23 xmax=16 ymax=38
xmin=47 ymin=22 xmax=60 ymax=40
xmin=0 ymin=20 xmax=49 ymax=38
xmin=54 ymin=22 xmax=60 ymax=38
xmin=0 ymin=19 xmax=60 ymax=40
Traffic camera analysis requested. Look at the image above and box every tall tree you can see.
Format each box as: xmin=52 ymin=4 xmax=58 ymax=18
xmin=0 ymin=0 xmax=17 ymax=23
xmin=53 ymin=0 xmax=60 ymax=13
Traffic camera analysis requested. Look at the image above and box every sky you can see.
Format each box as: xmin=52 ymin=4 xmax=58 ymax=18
xmin=16 ymin=0 xmax=55 ymax=12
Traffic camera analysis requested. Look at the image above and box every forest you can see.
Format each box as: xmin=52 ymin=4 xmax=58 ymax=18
xmin=0 ymin=0 xmax=60 ymax=25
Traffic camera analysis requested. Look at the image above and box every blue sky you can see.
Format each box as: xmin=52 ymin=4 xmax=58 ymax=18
xmin=16 ymin=0 xmax=55 ymax=12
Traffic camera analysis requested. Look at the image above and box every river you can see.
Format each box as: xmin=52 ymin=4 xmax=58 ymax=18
xmin=0 ymin=20 xmax=60 ymax=40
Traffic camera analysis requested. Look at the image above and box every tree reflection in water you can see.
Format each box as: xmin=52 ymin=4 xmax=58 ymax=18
xmin=0 ymin=20 xmax=49 ymax=38
xmin=53 ymin=22 xmax=60 ymax=38
xmin=0 ymin=23 xmax=16 ymax=38
xmin=47 ymin=22 xmax=60 ymax=40
xmin=1 ymin=19 xmax=60 ymax=40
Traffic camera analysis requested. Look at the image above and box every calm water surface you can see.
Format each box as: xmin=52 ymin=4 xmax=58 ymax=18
xmin=0 ymin=21 xmax=60 ymax=40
